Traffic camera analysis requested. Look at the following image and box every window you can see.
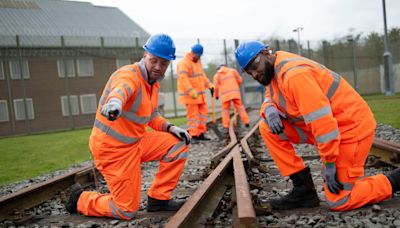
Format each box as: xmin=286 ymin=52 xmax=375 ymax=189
xmin=13 ymin=98 xmax=34 ymax=120
xmin=116 ymin=59 xmax=131 ymax=68
xmin=9 ymin=60 xmax=30 ymax=79
xmin=0 ymin=62 xmax=4 ymax=80
xmin=0 ymin=100 xmax=9 ymax=122
xmin=80 ymin=94 xmax=97 ymax=114
xmin=77 ymin=59 xmax=94 ymax=77
xmin=57 ymin=59 xmax=75 ymax=78
xmin=61 ymin=95 xmax=79 ymax=116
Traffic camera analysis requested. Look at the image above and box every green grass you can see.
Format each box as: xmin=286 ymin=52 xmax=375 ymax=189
xmin=0 ymin=116 xmax=187 ymax=186
xmin=363 ymin=93 xmax=400 ymax=129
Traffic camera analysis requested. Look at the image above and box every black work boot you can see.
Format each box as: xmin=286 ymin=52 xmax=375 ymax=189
xmin=386 ymin=168 xmax=400 ymax=194
xmin=198 ymin=133 xmax=211 ymax=141
xmin=147 ymin=196 xmax=185 ymax=212
xmin=65 ymin=183 xmax=83 ymax=213
xmin=269 ymin=167 xmax=320 ymax=210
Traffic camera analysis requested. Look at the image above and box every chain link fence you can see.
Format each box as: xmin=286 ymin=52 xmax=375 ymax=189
xmin=0 ymin=35 xmax=399 ymax=136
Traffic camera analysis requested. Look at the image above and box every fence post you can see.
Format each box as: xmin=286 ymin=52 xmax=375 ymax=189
xmin=16 ymin=35 xmax=31 ymax=134
xmin=322 ymin=40 xmax=329 ymax=68
xmin=170 ymin=62 xmax=178 ymax=118
xmin=223 ymin=39 xmax=228 ymax=65
xmin=61 ymin=36 xmax=75 ymax=130
xmin=234 ymin=39 xmax=247 ymax=106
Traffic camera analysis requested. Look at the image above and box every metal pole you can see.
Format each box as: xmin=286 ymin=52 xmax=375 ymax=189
xmin=170 ymin=62 xmax=178 ymax=117
xmin=234 ymin=39 xmax=247 ymax=106
xmin=16 ymin=35 xmax=31 ymax=134
xmin=293 ymin=27 xmax=303 ymax=55
xmin=382 ymin=0 xmax=394 ymax=96
xmin=348 ymin=37 xmax=359 ymax=92
xmin=223 ymin=39 xmax=228 ymax=66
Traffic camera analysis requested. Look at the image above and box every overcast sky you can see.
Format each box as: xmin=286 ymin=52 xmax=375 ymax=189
xmin=76 ymin=0 xmax=400 ymax=42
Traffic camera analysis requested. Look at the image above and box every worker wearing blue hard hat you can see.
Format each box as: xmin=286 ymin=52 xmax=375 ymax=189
xmin=235 ymin=40 xmax=400 ymax=212
xmin=65 ymin=33 xmax=190 ymax=220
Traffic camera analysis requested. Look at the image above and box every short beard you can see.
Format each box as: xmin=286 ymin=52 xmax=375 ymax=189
xmin=259 ymin=63 xmax=275 ymax=86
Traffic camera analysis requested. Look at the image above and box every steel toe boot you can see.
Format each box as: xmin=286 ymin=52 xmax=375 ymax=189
xmin=65 ymin=183 xmax=83 ymax=213
xmin=386 ymin=168 xmax=400 ymax=194
xmin=269 ymin=167 xmax=320 ymax=210
xmin=147 ymin=196 xmax=185 ymax=212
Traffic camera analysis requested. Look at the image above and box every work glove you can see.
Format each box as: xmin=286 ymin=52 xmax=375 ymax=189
xmin=263 ymin=106 xmax=286 ymax=134
xmin=101 ymin=98 xmax=122 ymax=121
xmin=191 ymin=91 xmax=198 ymax=99
xmin=210 ymin=87 xmax=214 ymax=98
xmin=323 ymin=162 xmax=344 ymax=194
xmin=168 ymin=125 xmax=191 ymax=145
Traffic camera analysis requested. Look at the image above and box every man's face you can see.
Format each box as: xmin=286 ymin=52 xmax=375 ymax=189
xmin=191 ymin=53 xmax=201 ymax=62
xmin=143 ymin=52 xmax=170 ymax=84
xmin=245 ymin=51 xmax=275 ymax=86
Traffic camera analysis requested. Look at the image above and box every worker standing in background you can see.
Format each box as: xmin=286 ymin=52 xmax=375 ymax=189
xmin=177 ymin=43 xmax=214 ymax=141
xmin=235 ymin=41 xmax=400 ymax=211
xmin=213 ymin=64 xmax=250 ymax=133
xmin=65 ymin=34 xmax=190 ymax=220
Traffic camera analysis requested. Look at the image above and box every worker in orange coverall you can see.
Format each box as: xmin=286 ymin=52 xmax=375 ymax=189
xmin=213 ymin=64 xmax=250 ymax=132
xmin=177 ymin=43 xmax=214 ymax=141
xmin=65 ymin=34 xmax=191 ymax=220
xmin=235 ymin=41 xmax=400 ymax=211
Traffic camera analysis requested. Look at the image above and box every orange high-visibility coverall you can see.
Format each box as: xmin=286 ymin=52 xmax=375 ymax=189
xmin=213 ymin=66 xmax=250 ymax=128
xmin=177 ymin=53 xmax=213 ymax=137
xmin=77 ymin=60 xmax=189 ymax=220
xmin=259 ymin=51 xmax=392 ymax=211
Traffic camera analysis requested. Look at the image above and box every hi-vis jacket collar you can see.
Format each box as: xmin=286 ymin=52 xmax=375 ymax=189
xmin=138 ymin=58 xmax=166 ymax=84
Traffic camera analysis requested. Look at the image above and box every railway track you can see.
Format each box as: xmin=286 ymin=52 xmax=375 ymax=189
xmin=1 ymin=109 xmax=400 ymax=227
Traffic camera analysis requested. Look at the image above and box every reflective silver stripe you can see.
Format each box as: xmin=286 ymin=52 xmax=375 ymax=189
xmin=121 ymin=83 xmax=133 ymax=98
xmin=294 ymin=125 xmax=307 ymax=143
xmin=197 ymin=91 xmax=205 ymax=95
xmin=263 ymin=97 xmax=271 ymax=103
xmin=282 ymin=65 xmax=309 ymax=78
xmin=186 ymin=88 xmax=194 ymax=94
xmin=303 ymin=105 xmax=332 ymax=124
xmin=342 ymin=182 xmax=354 ymax=191
xmin=178 ymin=93 xmax=186 ymax=96
xmin=162 ymin=121 xmax=170 ymax=131
xmin=130 ymin=84 xmax=142 ymax=113
xmin=109 ymin=201 xmax=136 ymax=219
xmin=162 ymin=141 xmax=188 ymax=162
xmin=122 ymin=112 xmax=151 ymax=124
xmin=275 ymin=58 xmax=304 ymax=75
xmin=287 ymin=115 xmax=304 ymax=123
xmin=179 ymin=70 xmax=188 ymax=75
xmin=115 ymin=88 xmax=126 ymax=101
xmin=150 ymin=110 xmax=160 ymax=121
xmin=326 ymin=194 xmax=350 ymax=209
xmin=327 ymin=70 xmax=341 ymax=99
xmin=198 ymin=114 xmax=208 ymax=119
xmin=109 ymin=201 xmax=121 ymax=219
xmin=94 ymin=119 xmax=140 ymax=144
xmin=190 ymin=73 xmax=203 ymax=78
xmin=316 ymin=128 xmax=339 ymax=143
xmin=278 ymin=132 xmax=289 ymax=141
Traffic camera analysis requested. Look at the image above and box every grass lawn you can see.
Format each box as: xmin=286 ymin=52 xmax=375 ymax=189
xmin=0 ymin=116 xmax=187 ymax=186
xmin=363 ymin=93 xmax=400 ymax=129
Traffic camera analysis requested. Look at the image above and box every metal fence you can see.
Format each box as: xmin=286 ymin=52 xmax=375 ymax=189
xmin=0 ymin=35 xmax=399 ymax=136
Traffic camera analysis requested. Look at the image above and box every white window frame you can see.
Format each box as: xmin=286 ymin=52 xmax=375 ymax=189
xmin=116 ymin=58 xmax=131 ymax=68
xmin=80 ymin=94 xmax=97 ymax=114
xmin=9 ymin=60 xmax=30 ymax=79
xmin=60 ymin=95 xmax=79 ymax=116
xmin=0 ymin=62 xmax=4 ymax=80
xmin=0 ymin=100 xmax=9 ymax=122
xmin=57 ymin=59 xmax=75 ymax=78
xmin=77 ymin=58 xmax=94 ymax=77
xmin=13 ymin=98 xmax=34 ymax=120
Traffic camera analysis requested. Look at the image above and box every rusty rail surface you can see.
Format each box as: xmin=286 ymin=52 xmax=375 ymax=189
xmin=0 ymin=164 xmax=96 ymax=221
xmin=369 ymin=138 xmax=400 ymax=167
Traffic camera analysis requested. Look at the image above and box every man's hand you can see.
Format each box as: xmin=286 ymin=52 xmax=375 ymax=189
xmin=168 ymin=125 xmax=191 ymax=145
xmin=101 ymin=98 xmax=122 ymax=121
xmin=210 ymin=87 xmax=214 ymax=98
xmin=191 ymin=91 xmax=198 ymax=99
xmin=323 ymin=162 xmax=344 ymax=194
xmin=263 ymin=106 xmax=286 ymax=134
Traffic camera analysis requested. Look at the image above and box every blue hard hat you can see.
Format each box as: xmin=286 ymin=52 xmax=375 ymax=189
xmin=191 ymin=43 xmax=204 ymax=56
xmin=235 ymin=41 xmax=268 ymax=71
xmin=143 ymin=34 xmax=176 ymax=60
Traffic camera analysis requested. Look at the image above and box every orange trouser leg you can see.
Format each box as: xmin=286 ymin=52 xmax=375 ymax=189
xmin=186 ymin=104 xmax=199 ymax=137
xmin=197 ymin=102 xmax=209 ymax=134
xmin=232 ymin=99 xmax=250 ymax=125
xmin=78 ymin=131 xmax=188 ymax=220
xmin=221 ymin=101 xmax=231 ymax=129
xmin=259 ymin=120 xmax=308 ymax=176
xmin=325 ymin=133 xmax=392 ymax=211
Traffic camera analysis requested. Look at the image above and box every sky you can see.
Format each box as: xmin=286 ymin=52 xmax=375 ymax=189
xmin=74 ymin=0 xmax=400 ymax=42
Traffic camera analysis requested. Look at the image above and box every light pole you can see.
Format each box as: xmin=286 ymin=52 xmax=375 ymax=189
xmin=382 ymin=0 xmax=394 ymax=96
xmin=292 ymin=27 xmax=303 ymax=55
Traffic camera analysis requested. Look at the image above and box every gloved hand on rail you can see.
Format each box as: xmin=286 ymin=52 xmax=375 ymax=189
xmin=168 ymin=124 xmax=191 ymax=145
xmin=101 ymin=98 xmax=122 ymax=121
xmin=263 ymin=105 xmax=286 ymax=134
xmin=323 ymin=162 xmax=344 ymax=194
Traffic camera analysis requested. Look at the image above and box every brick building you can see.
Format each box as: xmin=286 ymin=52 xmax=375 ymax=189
xmin=0 ymin=0 xmax=149 ymax=136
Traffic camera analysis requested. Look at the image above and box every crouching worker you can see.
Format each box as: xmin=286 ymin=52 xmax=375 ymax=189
xmin=65 ymin=34 xmax=190 ymax=220
xmin=235 ymin=41 xmax=400 ymax=211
